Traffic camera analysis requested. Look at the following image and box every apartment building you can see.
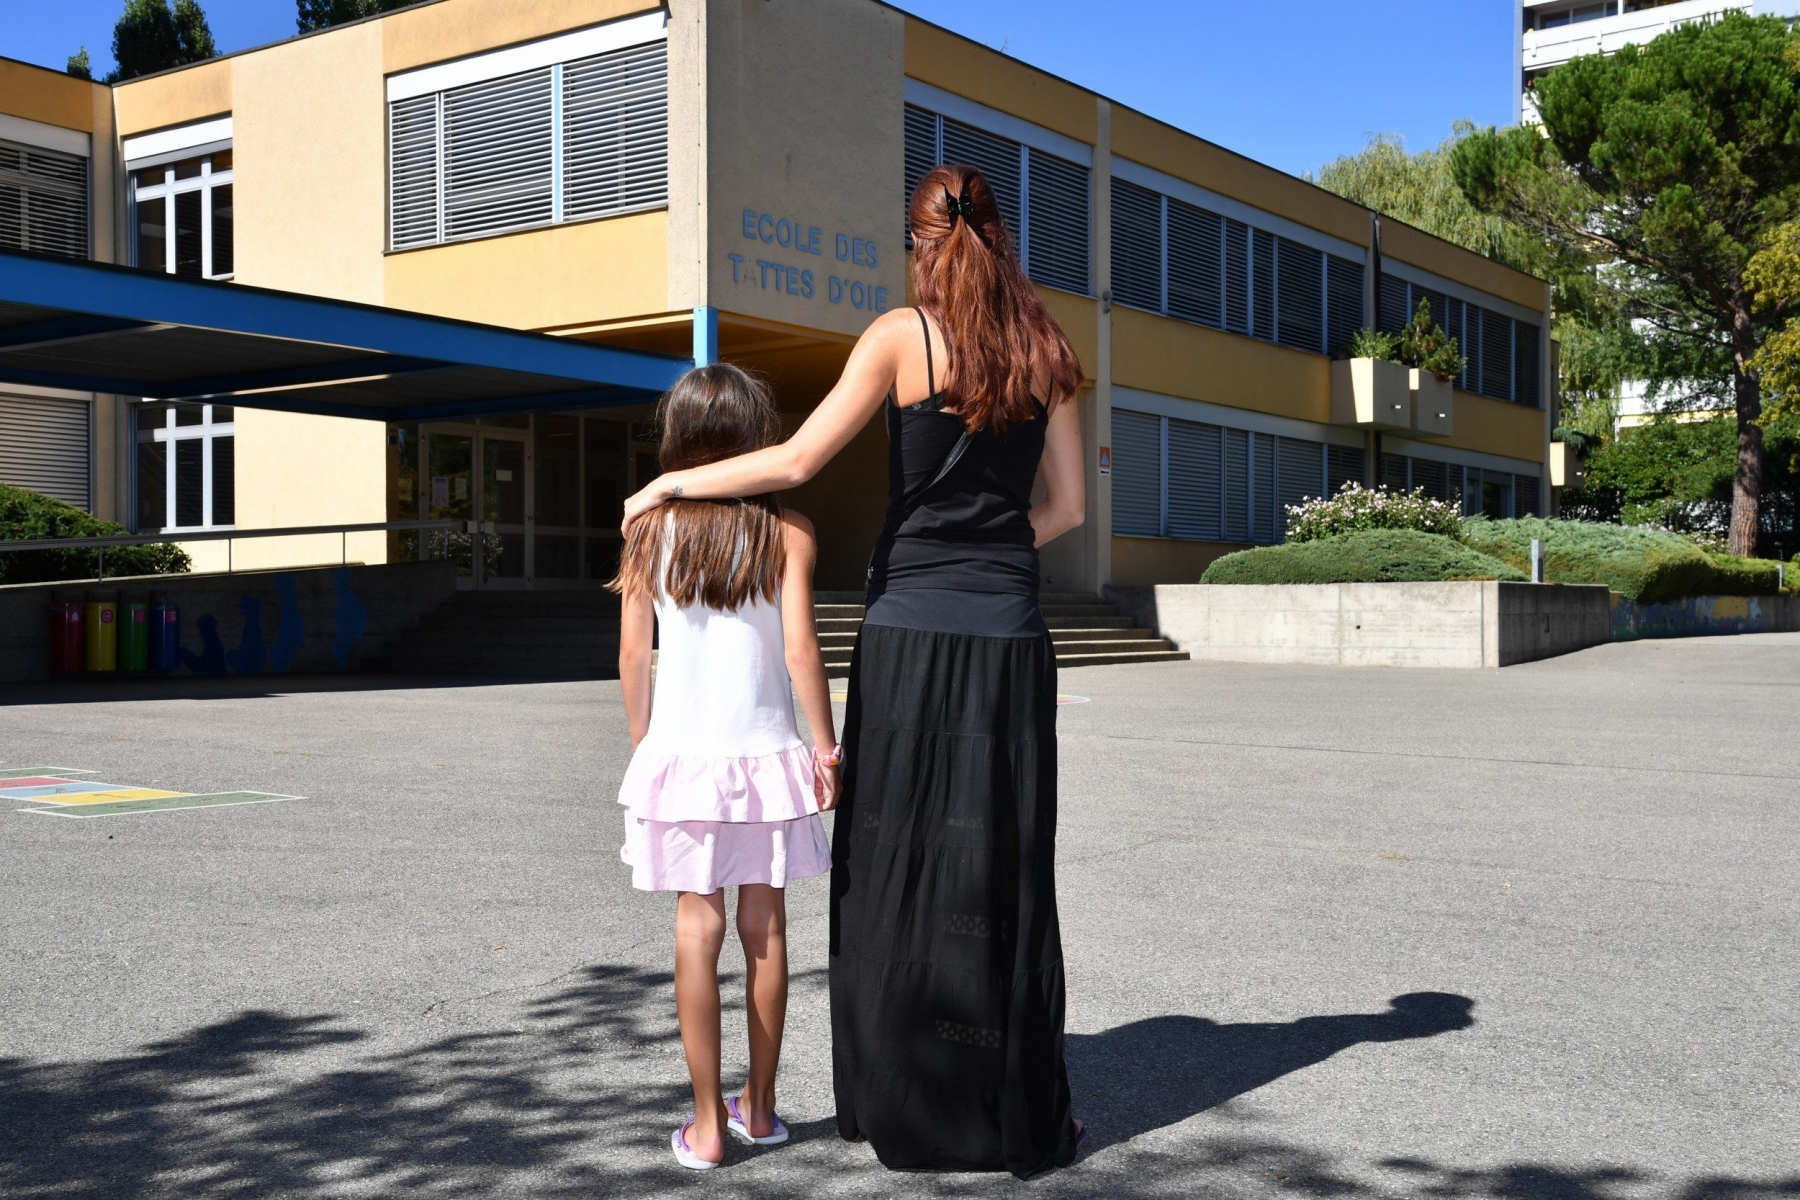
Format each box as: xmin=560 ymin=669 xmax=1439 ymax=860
xmin=1 ymin=0 xmax=1554 ymax=593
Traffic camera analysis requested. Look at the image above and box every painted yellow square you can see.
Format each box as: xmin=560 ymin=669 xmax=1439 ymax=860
xmin=44 ymin=789 xmax=189 ymax=806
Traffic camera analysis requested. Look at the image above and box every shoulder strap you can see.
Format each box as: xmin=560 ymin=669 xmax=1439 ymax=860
xmin=917 ymin=307 xmax=935 ymax=397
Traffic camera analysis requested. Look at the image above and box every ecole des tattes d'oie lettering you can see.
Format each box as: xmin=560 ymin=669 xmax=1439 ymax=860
xmin=732 ymin=207 xmax=891 ymax=312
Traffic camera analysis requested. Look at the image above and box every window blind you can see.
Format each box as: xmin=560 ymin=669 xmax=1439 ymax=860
xmin=903 ymin=103 xmax=941 ymax=229
xmin=442 ymin=67 xmax=555 ymax=242
xmin=1224 ymin=219 xmax=1250 ymax=335
xmin=388 ymin=94 xmax=440 ymax=250
xmin=940 ymin=117 xmax=1022 ymax=239
xmin=1252 ymin=229 xmax=1275 ymax=342
xmin=1110 ymin=409 xmax=1163 ymax=537
xmin=1109 ymin=177 xmax=1162 ymax=312
xmin=1026 ymin=148 xmax=1090 ymax=295
xmin=1251 ymin=432 xmax=1276 ymax=542
xmin=1377 ymin=273 xmax=1410 ymax=334
xmin=1223 ymin=427 xmax=1250 ymax=542
xmin=1275 ymin=435 xmax=1324 ymax=537
xmin=1515 ymin=475 xmax=1541 ymax=516
xmin=1166 ymin=417 xmax=1222 ymax=540
xmin=1514 ymin=322 xmax=1541 ymax=409
xmin=1326 ymin=254 xmax=1363 ymax=355
xmin=1326 ymin=444 xmax=1364 ymax=497
xmin=562 ymin=40 xmax=669 ymax=221
xmin=1167 ymin=198 xmax=1223 ymax=328
xmin=0 ymin=393 xmax=89 ymax=508
xmin=1480 ymin=307 xmax=1513 ymax=401
xmin=0 ymin=140 xmax=88 ymax=260
xmin=1276 ymin=236 xmax=1323 ymax=353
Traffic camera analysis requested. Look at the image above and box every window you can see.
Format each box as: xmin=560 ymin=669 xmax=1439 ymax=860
xmin=903 ymin=103 xmax=1092 ymax=294
xmin=0 ymin=138 xmax=88 ymax=259
xmin=389 ymin=35 xmax=667 ymax=251
xmin=1109 ymin=174 xmax=1363 ymax=354
xmin=1110 ymin=408 xmax=1352 ymax=542
xmin=0 ymin=393 xmax=90 ymax=508
xmin=131 ymin=150 xmax=232 ymax=278
xmin=1374 ymin=454 xmax=1540 ymax=518
xmin=135 ymin=403 xmax=234 ymax=531
xmin=1378 ymin=275 xmax=1542 ymax=408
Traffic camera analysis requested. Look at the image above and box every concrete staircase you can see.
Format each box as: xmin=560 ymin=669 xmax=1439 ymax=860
xmin=372 ymin=589 xmax=621 ymax=678
xmin=814 ymin=590 xmax=1188 ymax=676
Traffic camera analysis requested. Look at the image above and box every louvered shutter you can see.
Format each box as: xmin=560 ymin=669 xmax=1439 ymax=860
xmin=1275 ymin=436 xmax=1324 ymax=537
xmin=563 ymin=40 xmax=668 ymax=221
xmin=1380 ymin=453 xmax=1409 ymax=492
xmin=1377 ymin=273 xmax=1409 ymax=334
xmin=0 ymin=393 xmax=89 ymax=508
xmin=0 ymin=140 xmax=88 ymax=260
xmin=1480 ymin=308 xmax=1513 ymax=400
xmin=1110 ymin=178 xmax=1161 ymax=312
xmin=388 ymin=95 xmax=441 ymax=249
xmin=1515 ymin=476 xmax=1541 ymax=517
xmin=1251 ymin=431 xmax=1276 ymax=542
xmin=1026 ymin=149 xmax=1089 ymax=294
xmin=1167 ymin=199 xmax=1222 ymax=327
xmin=1326 ymin=444 xmax=1363 ymax=497
xmin=1326 ymin=254 xmax=1363 ymax=355
xmin=1223 ymin=427 xmax=1250 ymax=541
xmin=1411 ymin=457 xmax=1447 ymax=503
xmin=1252 ymin=229 xmax=1275 ymax=341
xmin=904 ymin=104 xmax=940 ymax=235
xmin=1443 ymin=297 xmax=1470 ymax=390
xmin=941 ymin=118 xmax=1021 ymax=243
xmin=1275 ymin=237 xmax=1323 ymax=353
xmin=1410 ymin=284 xmax=1448 ymax=332
xmin=1514 ymin=322 xmax=1541 ymax=408
xmin=441 ymin=68 xmax=554 ymax=242
xmin=1166 ymin=418 xmax=1222 ymax=540
xmin=1224 ymin=219 xmax=1250 ymax=335
xmin=1111 ymin=409 xmax=1163 ymax=536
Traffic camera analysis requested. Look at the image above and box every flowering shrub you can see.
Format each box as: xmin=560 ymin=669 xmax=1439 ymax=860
xmin=1283 ymin=483 xmax=1465 ymax=545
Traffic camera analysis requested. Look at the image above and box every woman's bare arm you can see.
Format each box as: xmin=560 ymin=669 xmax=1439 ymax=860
xmin=1030 ymin=398 xmax=1087 ymax=547
xmin=621 ymin=308 xmax=919 ymax=531
xmin=618 ymin=587 xmax=655 ymax=748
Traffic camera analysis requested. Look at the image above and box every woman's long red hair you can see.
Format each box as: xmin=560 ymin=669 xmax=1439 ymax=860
xmin=909 ymin=164 xmax=1083 ymax=431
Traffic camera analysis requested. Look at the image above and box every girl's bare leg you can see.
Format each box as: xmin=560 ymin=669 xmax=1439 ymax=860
xmin=675 ymin=889 xmax=729 ymax=1162
xmin=735 ymin=882 xmax=788 ymax=1137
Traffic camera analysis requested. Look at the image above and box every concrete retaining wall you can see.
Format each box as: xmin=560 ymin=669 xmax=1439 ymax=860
xmin=1107 ymin=581 xmax=1615 ymax=669
xmin=1611 ymin=593 xmax=1800 ymax=640
xmin=0 ymin=560 xmax=457 ymax=684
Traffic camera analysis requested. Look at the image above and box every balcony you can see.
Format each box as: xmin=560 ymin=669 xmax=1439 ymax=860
xmin=1523 ymin=1 xmax=1745 ymax=73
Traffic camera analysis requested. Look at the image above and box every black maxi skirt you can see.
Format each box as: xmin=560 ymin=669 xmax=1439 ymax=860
xmin=829 ymin=620 xmax=1079 ymax=1178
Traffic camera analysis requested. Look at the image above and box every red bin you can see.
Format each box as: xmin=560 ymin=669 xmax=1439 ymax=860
xmin=49 ymin=601 xmax=83 ymax=675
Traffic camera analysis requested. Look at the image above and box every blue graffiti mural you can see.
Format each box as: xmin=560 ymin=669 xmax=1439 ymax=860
xmin=270 ymin=574 xmax=304 ymax=673
xmin=332 ymin=568 xmax=369 ymax=670
xmin=179 ymin=614 xmax=229 ymax=675
xmin=224 ymin=595 xmax=267 ymax=675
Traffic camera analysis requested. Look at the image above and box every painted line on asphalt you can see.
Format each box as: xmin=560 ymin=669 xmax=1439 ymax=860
xmin=19 ymin=792 xmax=301 ymax=820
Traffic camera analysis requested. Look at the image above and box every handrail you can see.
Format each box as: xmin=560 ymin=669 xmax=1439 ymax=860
xmin=0 ymin=518 xmax=458 ymax=553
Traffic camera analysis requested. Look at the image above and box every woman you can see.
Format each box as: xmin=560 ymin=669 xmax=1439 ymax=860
xmin=622 ymin=164 xmax=1087 ymax=1177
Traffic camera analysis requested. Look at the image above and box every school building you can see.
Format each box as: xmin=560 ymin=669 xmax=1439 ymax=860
xmin=0 ymin=0 xmax=1554 ymax=596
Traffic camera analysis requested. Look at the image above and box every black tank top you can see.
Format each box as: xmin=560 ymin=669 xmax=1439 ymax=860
xmin=863 ymin=310 xmax=1048 ymax=638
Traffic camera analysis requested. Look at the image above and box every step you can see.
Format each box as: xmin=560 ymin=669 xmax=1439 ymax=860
xmin=1056 ymin=648 xmax=1191 ymax=668
xmin=816 ymin=617 xmax=865 ymax=633
xmin=1038 ymin=603 xmax=1122 ymax=619
xmin=1042 ymin=615 xmax=1137 ymax=631
xmin=1048 ymin=627 xmax=1157 ymax=644
xmin=815 ymin=604 xmax=867 ymax=619
xmin=1053 ymin=637 xmax=1181 ymax=657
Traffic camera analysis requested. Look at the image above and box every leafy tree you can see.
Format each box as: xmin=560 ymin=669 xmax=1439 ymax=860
xmin=66 ymin=49 xmax=92 ymax=80
xmin=1450 ymin=12 xmax=1800 ymax=556
xmin=1748 ymin=213 xmax=1800 ymax=420
xmin=296 ymin=0 xmax=414 ymax=33
xmin=110 ymin=0 xmax=216 ymax=82
xmin=1399 ymin=298 xmax=1467 ymax=382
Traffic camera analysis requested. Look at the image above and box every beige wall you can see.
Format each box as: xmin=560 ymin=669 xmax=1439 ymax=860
xmin=1112 ymin=536 xmax=1240 ymax=587
xmin=113 ymin=59 xmax=231 ymax=135
xmin=705 ymin=0 xmax=905 ymax=338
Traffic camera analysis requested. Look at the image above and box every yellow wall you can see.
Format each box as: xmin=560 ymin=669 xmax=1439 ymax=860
xmin=1439 ymin=391 xmax=1549 ymax=465
xmin=0 ymin=58 xmax=102 ymax=130
xmin=1381 ymin=222 xmax=1546 ymax=314
xmin=1111 ymin=306 xmax=1332 ymax=423
xmin=386 ymin=212 xmax=671 ymax=328
xmin=113 ymin=59 xmax=231 ymax=134
xmin=902 ymin=18 xmax=1095 ymax=145
xmin=381 ymin=0 xmax=660 ymax=73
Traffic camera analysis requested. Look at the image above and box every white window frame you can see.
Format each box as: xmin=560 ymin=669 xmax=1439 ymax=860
xmin=135 ymin=403 xmax=236 ymax=533
xmin=128 ymin=124 xmax=234 ymax=281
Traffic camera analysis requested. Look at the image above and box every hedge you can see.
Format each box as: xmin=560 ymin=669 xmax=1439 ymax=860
xmin=1200 ymin=530 xmax=1525 ymax=585
xmin=1460 ymin=517 xmax=1784 ymax=603
xmin=0 ymin=484 xmax=190 ymax=585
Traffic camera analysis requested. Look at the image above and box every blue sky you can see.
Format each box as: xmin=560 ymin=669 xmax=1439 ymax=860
xmin=1 ymin=1 xmax=1519 ymax=176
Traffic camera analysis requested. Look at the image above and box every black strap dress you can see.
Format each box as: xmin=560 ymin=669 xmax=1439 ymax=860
xmin=830 ymin=310 xmax=1079 ymax=1178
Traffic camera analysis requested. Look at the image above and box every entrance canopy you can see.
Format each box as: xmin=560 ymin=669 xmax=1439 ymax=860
xmin=0 ymin=249 xmax=688 ymax=421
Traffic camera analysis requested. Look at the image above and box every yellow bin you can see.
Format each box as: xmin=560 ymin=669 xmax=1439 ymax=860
xmin=84 ymin=598 xmax=118 ymax=672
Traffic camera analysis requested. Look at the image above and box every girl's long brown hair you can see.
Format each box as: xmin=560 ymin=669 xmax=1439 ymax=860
xmin=608 ymin=364 xmax=786 ymax=610
xmin=909 ymin=164 xmax=1083 ymax=431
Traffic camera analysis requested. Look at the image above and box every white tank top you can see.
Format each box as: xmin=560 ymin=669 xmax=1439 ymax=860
xmin=643 ymin=587 xmax=801 ymax=760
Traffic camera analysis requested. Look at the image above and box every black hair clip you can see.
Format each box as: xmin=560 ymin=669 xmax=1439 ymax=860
xmin=942 ymin=182 xmax=977 ymax=226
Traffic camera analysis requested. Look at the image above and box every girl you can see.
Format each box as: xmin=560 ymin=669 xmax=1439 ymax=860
xmin=611 ymin=363 xmax=841 ymax=1171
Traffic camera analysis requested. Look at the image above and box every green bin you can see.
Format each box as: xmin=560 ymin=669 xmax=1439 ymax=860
xmin=119 ymin=600 xmax=150 ymax=672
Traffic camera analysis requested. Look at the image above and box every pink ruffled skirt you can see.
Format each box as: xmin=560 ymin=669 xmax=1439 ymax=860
xmin=618 ymin=743 xmax=831 ymax=894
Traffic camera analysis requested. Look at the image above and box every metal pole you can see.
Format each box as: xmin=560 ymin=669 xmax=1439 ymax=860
xmin=1530 ymin=537 xmax=1545 ymax=584
xmin=97 ymin=546 xmax=104 ymax=581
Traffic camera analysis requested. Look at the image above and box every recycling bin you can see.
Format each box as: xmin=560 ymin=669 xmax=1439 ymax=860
xmin=119 ymin=600 xmax=149 ymax=672
xmin=84 ymin=597 xmax=118 ymax=672
xmin=148 ymin=599 xmax=180 ymax=673
xmin=49 ymin=601 xmax=83 ymax=674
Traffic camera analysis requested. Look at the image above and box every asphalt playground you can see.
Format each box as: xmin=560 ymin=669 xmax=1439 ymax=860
xmin=1 ymin=633 xmax=1796 ymax=1198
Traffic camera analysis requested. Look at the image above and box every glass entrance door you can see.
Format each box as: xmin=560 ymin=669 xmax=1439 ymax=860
xmin=480 ymin=430 xmax=529 ymax=587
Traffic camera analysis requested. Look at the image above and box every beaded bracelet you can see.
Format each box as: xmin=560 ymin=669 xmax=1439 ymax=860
xmin=814 ymin=745 xmax=843 ymax=768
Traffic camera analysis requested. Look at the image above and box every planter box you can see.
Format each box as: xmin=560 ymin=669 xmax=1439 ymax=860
xmin=1549 ymin=441 xmax=1585 ymax=488
xmin=1330 ymin=358 xmax=1412 ymax=431
xmin=1410 ymin=369 xmax=1455 ymax=438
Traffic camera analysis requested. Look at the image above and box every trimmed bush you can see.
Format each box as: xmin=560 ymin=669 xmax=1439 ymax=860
xmin=1201 ymin=530 xmax=1524 ymax=585
xmin=1700 ymin=551 xmax=1787 ymax=596
xmin=0 ymin=484 xmax=190 ymax=584
xmin=1285 ymin=483 xmax=1464 ymax=544
xmin=1461 ymin=517 xmax=1733 ymax=603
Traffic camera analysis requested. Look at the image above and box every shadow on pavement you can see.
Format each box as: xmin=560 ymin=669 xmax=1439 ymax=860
xmin=0 ymin=672 xmax=603 ymax=706
xmin=1067 ymin=991 xmax=1475 ymax=1149
xmin=3 ymin=976 xmax=1795 ymax=1200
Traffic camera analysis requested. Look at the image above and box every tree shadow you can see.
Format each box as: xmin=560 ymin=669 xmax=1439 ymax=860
xmin=1066 ymin=992 xmax=1476 ymax=1149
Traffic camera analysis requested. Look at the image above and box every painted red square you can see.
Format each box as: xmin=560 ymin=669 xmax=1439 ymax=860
xmin=0 ymin=776 xmax=74 ymax=789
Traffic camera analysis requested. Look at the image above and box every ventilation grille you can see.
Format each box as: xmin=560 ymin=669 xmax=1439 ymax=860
xmin=0 ymin=139 xmax=89 ymax=260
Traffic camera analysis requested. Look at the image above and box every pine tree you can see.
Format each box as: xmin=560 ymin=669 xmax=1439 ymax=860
xmin=296 ymin=0 xmax=415 ymax=34
xmin=110 ymin=0 xmax=216 ymax=82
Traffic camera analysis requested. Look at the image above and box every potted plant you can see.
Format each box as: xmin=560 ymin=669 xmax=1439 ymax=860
xmin=1399 ymin=299 xmax=1465 ymax=438
xmin=1330 ymin=328 xmax=1413 ymax=430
